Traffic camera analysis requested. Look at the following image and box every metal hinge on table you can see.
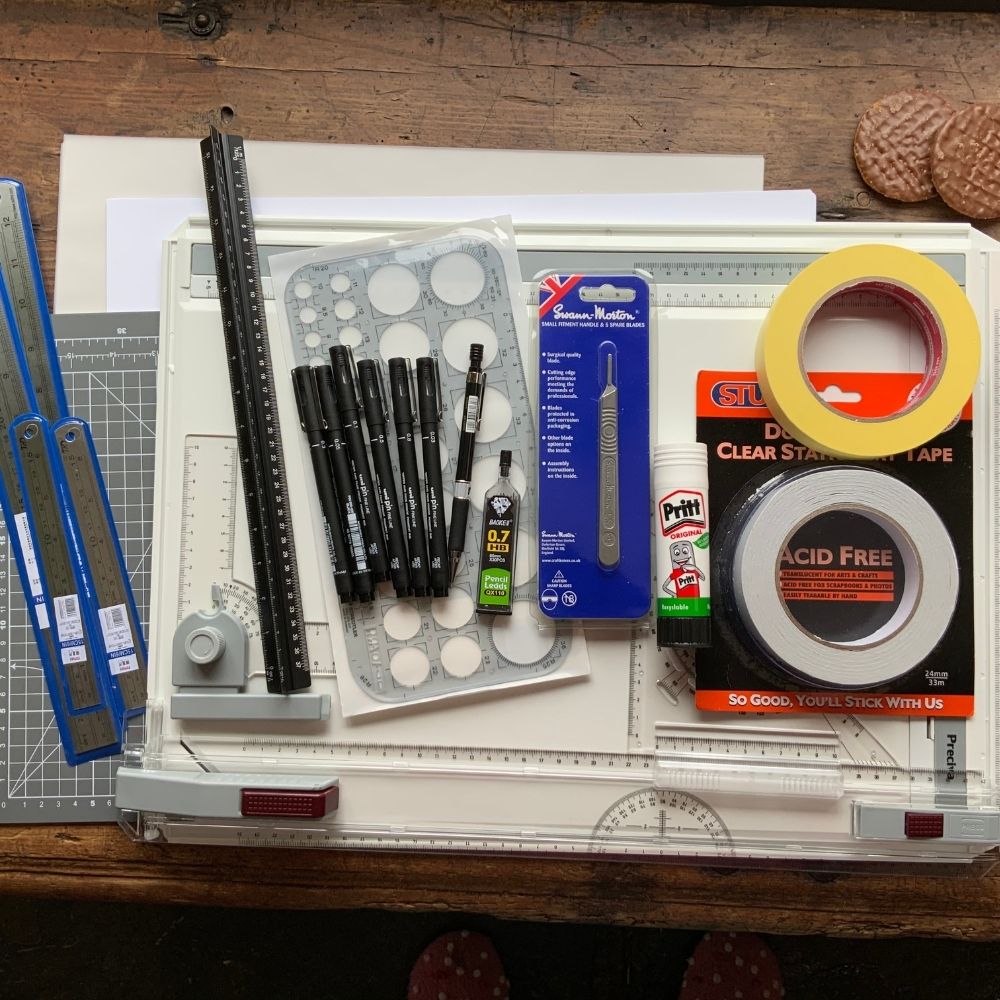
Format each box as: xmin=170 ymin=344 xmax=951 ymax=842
xmin=158 ymin=2 xmax=225 ymax=39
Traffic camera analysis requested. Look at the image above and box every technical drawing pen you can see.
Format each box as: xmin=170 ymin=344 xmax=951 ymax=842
xmin=313 ymin=364 xmax=375 ymax=602
xmin=416 ymin=356 xmax=449 ymax=598
xmin=447 ymin=343 xmax=486 ymax=582
xmin=387 ymin=357 xmax=431 ymax=598
xmin=291 ymin=365 xmax=354 ymax=603
xmin=357 ymin=358 xmax=411 ymax=598
xmin=329 ymin=345 xmax=390 ymax=583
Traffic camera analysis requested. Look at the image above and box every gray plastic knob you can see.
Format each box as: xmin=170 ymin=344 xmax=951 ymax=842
xmin=184 ymin=626 xmax=227 ymax=665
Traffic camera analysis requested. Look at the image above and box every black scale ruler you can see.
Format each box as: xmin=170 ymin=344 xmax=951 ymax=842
xmin=200 ymin=129 xmax=309 ymax=694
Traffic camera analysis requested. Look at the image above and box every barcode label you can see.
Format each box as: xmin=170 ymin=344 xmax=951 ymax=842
xmin=463 ymin=395 xmax=480 ymax=434
xmin=54 ymin=593 xmax=84 ymax=642
xmin=99 ymin=603 xmax=133 ymax=649
xmin=345 ymin=509 xmax=368 ymax=571
xmin=55 ymin=593 xmax=86 ymax=665
xmin=99 ymin=603 xmax=140 ymax=675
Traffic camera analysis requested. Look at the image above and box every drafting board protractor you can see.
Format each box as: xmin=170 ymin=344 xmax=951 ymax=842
xmin=591 ymin=787 xmax=734 ymax=855
xmin=279 ymin=230 xmax=568 ymax=705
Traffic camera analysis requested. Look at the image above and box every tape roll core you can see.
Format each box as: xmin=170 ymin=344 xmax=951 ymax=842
xmin=757 ymin=245 xmax=980 ymax=459
xmin=731 ymin=466 xmax=957 ymax=688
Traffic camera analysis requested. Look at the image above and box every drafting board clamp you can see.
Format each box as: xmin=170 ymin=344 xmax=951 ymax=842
xmin=123 ymin=217 xmax=1000 ymax=868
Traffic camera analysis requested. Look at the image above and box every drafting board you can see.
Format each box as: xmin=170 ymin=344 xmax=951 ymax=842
xmin=122 ymin=219 xmax=1000 ymax=864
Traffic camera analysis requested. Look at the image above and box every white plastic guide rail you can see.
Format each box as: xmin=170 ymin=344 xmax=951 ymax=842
xmin=127 ymin=220 xmax=1000 ymax=864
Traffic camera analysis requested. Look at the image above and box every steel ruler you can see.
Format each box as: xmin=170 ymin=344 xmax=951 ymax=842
xmin=0 ymin=312 xmax=157 ymax=822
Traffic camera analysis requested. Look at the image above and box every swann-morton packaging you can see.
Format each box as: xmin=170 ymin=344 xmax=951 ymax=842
xmin=536 ymin=274 xmax=651 ymax=621
xmin=696 ymin=370 xmax=973 ymax=717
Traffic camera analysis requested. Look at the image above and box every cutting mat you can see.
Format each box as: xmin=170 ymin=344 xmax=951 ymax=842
xmin=0 ymin=312 xmax=157 ymax=822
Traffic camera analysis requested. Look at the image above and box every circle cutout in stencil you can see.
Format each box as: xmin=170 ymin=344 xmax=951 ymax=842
xmin=441 ymin=635 xmax=482 ymax=678
xmin=330 ymin=273 xmax=351 ymax=294
xmin=334 ymin=299 xmax=357 ymax=321
xmin=431 ymin=588 xmax=474 ymax=629
xmin=430 ymin=251 xmax=486 ymax=306
xmin=389 ymin=647 xmax=430 ymax=687
xmin=470 ymin=457 xmax=526 ymax=512
xmin=339 ymin=327 xmax=363 ymax=349
xmin=442 ymin=317 xmax=499 ymax=371
xmin=378 ymin=321 xmax=430 ymax=364
xmin=368 ymin=262 xmax=421 ymax=316
xmin=294 ymin=280 xmax=313 ymax=300
xmin=491 ymin=601 xmax=555 ymax=665
xmin=299 ymin=306 xmax=317 ymax=325
xmin=384 ymin=602 xmax=422 ymax=641
xmin=453 ymin=386 xmax=511 ymax=443
xmin=304 ymin=331 xmax=322 ymax=349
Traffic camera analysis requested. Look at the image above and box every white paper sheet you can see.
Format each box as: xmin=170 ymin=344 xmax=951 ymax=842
xmin=105 ymin=190 xmax=816 ymax=312
xmin=56 ymin=133 xmax=766 ymax=312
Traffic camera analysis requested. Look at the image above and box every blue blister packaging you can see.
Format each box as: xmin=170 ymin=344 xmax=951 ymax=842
xmin=536 ymin=273 xmax=652 ymax=620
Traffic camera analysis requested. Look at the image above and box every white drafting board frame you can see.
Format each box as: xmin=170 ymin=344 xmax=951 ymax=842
xmin=128 ymin=218 xmax=1000 ymax=865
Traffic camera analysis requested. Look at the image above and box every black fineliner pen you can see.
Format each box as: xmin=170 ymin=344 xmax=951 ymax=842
xmin=291 ymin=366 xmax=354 ymax=603
xmin=448 ymin=343 xmax=486 ymax=582
xmin=313 ymin=364 xmax=375 ymax=602
xmin=416 ymin=356 xmax=449 ymax=598
xmin=357 ymin=359 xmax=411 ymax=598
xmin=329 ymin=345 xmax=390 ymax=583
xmin=388 ymin=357 xmax=431 ymax=598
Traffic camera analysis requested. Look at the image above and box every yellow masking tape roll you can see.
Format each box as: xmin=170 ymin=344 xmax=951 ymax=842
xmin=756 ymin=244 xmax=981 ymax=459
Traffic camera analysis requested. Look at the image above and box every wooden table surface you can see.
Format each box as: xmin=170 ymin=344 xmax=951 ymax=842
xmin=2 ymin=0 xmax=1000 ymax=938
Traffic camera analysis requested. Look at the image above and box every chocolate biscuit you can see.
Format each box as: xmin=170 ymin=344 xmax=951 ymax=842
xmin=854 ymin=90 xmax=956 ymax=202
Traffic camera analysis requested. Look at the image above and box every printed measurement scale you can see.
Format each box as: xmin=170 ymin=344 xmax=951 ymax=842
xmin=201 ymin=130 xmax=310 ymax=695
xmin=177 ymin=435 xmax=332 ymax=682
xmin=0 ymin=180 xmax=69 ymax=422
xmin=53 ymin=419 xmax=147 ymax=714
xmin=13 ymin=417 xmax=119 ymax=756
xmin=1 ymin=314 xmax=158 ymax=820
xmin=135 ymin=221 xmax=1000 ymax=862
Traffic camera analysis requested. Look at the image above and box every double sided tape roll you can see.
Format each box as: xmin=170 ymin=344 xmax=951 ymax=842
xmin=756 ymin=244 xmax=980 ymax=459
xmin=731 ymin=466 xmax=957 ymax=688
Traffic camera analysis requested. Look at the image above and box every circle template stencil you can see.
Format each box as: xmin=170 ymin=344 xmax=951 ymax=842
xmin=430 ymin=251 xmax=486 ymax=306
xmin=368 ymin=262 xmax=421 ymax=316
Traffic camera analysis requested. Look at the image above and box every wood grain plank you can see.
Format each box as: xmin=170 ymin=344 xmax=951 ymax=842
xmin=0 ymin=0 xmax=998 ymax=936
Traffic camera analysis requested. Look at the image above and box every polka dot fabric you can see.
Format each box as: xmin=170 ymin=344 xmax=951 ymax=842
xmin=679 ymin=932 xmax=784 ymax=1000
xmin=408 ymin=930 xmax=509 ymax=1000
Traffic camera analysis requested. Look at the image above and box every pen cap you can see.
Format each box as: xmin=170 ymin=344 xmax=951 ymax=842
xmin=312 ymin=364 xmax=344 ymax=432
xmin=329 ymin=345 xmax=360 ymax=410
xmin=387 ymin=357 xmax=415 ymax=424
xmin=499 ymin=449 xmax=512 ymax=477
xmin=356 ymin=359 xmax=388 ymax=426
xmin=415 ymin=356 xmax=442 ymax=425
xmin=291 ymin=365 xmax=322 ymax=432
